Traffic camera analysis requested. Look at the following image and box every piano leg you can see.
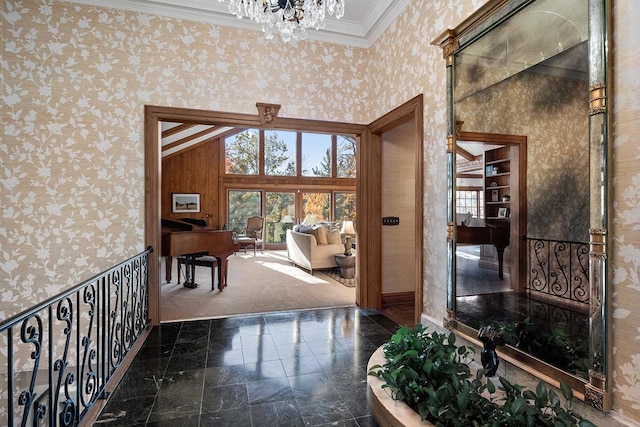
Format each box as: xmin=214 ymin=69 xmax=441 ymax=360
xmin=496 ymin=246 xmax=505 ymax=280
xmin=165 ymin=256 xmax=173 ymax=282
xmin=216 ymin=257 xmax=227 ymax=291
xmin=183 ymin=254 xmax=198 ymax=288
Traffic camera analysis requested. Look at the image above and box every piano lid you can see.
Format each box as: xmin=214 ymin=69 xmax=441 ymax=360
xmin=162 ymin=218 xmax=210 ymax=231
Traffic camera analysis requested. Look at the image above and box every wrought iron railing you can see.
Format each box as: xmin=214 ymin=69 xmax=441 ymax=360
xmin=525 ymin=237 xmax=589 ymax=306
xmin=0 ymin=247 xmax=152 ymax=426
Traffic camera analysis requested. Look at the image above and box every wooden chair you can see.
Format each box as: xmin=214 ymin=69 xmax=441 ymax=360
xmin=177 ymin=252 xmax=218 ymax=290
xmin=236 ymin=215 xmax=265 ymax=255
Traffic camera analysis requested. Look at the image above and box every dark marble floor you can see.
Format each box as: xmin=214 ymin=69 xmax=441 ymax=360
xmin=96 ymin=306 xmax=401 ymax=426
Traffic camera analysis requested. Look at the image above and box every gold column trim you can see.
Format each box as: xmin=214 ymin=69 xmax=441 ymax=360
xmin=589 ymin=369 xmax=606 ymax=389
xmin=585 ymin=380 xmax=612 ymax=412
xmin=439 ymin=31 xmax=457 ymax=62
xmin=589 ymin=83 xmax=606 ymax=115
xmin=447 ymin=134 xmax=454 ymax=153
xmin=443 ymin=309 xmax=457 ymax=330
xmin=589 ymin=228 xmax=606 ymax=259
xmin=445 ymin=54 xmax=454 ymax=68
xmin=447 ymin=222 xmax=453 ymax=241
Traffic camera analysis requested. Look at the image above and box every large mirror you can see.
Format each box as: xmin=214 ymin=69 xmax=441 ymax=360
xmin=434 ymin=0 xmax=610 ymax=410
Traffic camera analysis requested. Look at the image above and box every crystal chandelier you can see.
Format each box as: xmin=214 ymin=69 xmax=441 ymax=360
xmin=217 ymin=0 xmax=346 ymax=42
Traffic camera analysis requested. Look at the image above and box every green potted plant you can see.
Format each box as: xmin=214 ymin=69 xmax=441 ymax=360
xmin=368 ymin=324 xmax=596 ymax=426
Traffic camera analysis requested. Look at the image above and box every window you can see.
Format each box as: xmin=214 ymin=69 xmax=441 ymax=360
xmin=302 ymin=192 xmax=330 ymax=223
xmin=301 ymin=133 xmax=332 ymax=177
xmin=334 ymin=192 xmax=356 ymax=222
xmin=265 ymin=130 xmax=296 ymax=176
xmin=456 ymin=190 xmax=484 ymax=219
xmin=223 ymin=130 xmax=355 ymax=179
xmin=265 ymin=192 xmax=295 ymax=244
xmin=227 ymin=190 xmax=261 ymax=233
xmin=225 ymin=129 xmax=259 ymax=175
xmin=337 ymin=135 xmax=356 ymax=178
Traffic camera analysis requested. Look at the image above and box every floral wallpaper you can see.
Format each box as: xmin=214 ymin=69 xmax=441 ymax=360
xmin=2 ymin=0 xmax=640 ymax=423
xmin=0 ymin=0 xmax=369 ymax=318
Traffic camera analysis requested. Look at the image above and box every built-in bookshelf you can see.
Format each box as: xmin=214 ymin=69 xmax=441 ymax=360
xmin=484 ymin=146 xmax=511 ymax=221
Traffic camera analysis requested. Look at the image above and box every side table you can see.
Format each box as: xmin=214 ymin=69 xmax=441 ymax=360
xmin=334 ymin=253 xmax=356 ymax=279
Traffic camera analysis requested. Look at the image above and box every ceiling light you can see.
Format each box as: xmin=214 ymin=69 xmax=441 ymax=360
xmin=217 ymin=0 xmax=345 ymax=42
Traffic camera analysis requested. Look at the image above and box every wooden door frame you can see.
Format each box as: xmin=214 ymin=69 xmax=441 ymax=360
xmin=144 ymin=105 xmax=367 ymax=325
xmin=456 ymin=130 xmax=528 ymax=293
xmin=358 ymin=95 xmax=424 ymax=323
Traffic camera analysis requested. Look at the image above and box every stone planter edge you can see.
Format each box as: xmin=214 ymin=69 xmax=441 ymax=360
xmin=367 ymin=346 xmax=435 ymax=427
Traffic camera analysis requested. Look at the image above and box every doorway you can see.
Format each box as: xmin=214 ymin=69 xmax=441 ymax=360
xmin=144 ymin=106 xmax=367 ymax=324
xmin=144 ymin=100 xmax=424 ymax=325
xmin=362 ymin=95 xmax=424 ymax=325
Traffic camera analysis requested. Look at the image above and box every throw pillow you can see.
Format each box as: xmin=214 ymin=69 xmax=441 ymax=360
xmin=326 ymin=229 xmax=341 ymax=245
xmin=296 ymin=224 xmax=314 ymax=234
xmin=313 ymin=225 xmax=328 ymax=245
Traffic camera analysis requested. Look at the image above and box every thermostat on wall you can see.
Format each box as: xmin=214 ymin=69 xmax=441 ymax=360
xmin=382 ymin=216 xmax=400 ymax=226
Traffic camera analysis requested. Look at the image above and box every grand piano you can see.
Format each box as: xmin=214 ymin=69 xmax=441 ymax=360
xmin=161 ymin=218 xmax=238 ymax=290
xmin=457 ymin=221 xmax=510 ymax=279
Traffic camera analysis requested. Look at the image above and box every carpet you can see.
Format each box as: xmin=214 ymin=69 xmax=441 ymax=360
xmin=160 ymin=250 xmax=356 ymax=322
xmin=320 ymin=268 xmax=356 ymax=287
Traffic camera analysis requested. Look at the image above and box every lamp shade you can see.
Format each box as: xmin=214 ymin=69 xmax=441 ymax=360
xmin=281 ymin=215 xmax=294 ymax=223
xmin=340 ymin=220 xmax=356 ymax=235
xmin=302 ymin=214 xmax=318 ymax=225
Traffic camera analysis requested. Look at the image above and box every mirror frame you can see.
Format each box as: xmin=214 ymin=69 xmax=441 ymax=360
xmin=432 ymin=0 xmax=611 ymax=411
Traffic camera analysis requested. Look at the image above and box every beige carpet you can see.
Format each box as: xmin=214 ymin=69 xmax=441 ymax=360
xmin=160 ymin=250 xmax=356 ymax=322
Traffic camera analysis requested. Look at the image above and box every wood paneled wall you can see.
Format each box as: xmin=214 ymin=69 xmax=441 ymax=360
xmin=161 ymin=136 xmax=356 ymax=230
xmin=162 ymin=140 xmax=220 ymax=226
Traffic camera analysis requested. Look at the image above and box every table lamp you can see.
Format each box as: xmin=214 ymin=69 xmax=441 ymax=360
xmin=340 ymin=220 xmax=356 ymax=256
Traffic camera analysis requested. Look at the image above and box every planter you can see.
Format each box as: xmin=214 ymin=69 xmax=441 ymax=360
xmin=367 ymin=346 xmax=434 ymax=427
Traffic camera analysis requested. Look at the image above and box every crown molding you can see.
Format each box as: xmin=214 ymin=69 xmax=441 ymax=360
xmin=65 ymin=0 xmax=410 ymax=48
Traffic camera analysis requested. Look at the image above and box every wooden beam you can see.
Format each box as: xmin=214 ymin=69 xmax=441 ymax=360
xmin=457 ymin=172 xmax=482 ymax=179
xmin=162 ymin=126 xmax=219 ymax=152
xmin=162 ymin=122 xmax=197 ymax=138
xmin=456 ymin=144 xmax=477 ymax=161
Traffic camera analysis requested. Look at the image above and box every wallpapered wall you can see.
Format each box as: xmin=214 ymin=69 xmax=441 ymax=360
xmin=2 ymin=0 xmax=640 ymax=422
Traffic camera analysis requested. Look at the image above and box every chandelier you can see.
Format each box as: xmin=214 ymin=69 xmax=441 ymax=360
xmin=217 ymin=0 xmax=346 ymax=42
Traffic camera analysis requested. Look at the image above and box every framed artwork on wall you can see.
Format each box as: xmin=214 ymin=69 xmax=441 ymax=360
xmin=172 ymin=193 xmax=200 ymax=213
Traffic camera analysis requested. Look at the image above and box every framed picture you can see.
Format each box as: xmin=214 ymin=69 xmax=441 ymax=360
xmin=497 ymin=207 xmax=509 ymax=218
xmin=172 ymin=193 xmax=200 ymax=213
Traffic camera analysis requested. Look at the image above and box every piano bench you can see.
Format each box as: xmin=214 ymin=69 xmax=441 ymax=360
xmin=178 ymin=255 xmax=218 ymax=288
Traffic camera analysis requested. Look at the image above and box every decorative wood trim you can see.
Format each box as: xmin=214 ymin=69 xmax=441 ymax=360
xmin=457 ymin=131 xmax=528 ymax=294
xmin=455 ymin=120 xmax=465 ymax=137
xmin=145 ymin=104 xmax=367 ymax=326
xmin=256 ymin=102 xmax=281 ymax=125
xmin=144 ymin=105 xmax=162 ymax=325
xmin=431 ymin=0 xmax=513 ymax=51
xmin=382 ymin=291 xmax=415 ymax=307
xmin=366 ymin=95 xmax=424 ymax=324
